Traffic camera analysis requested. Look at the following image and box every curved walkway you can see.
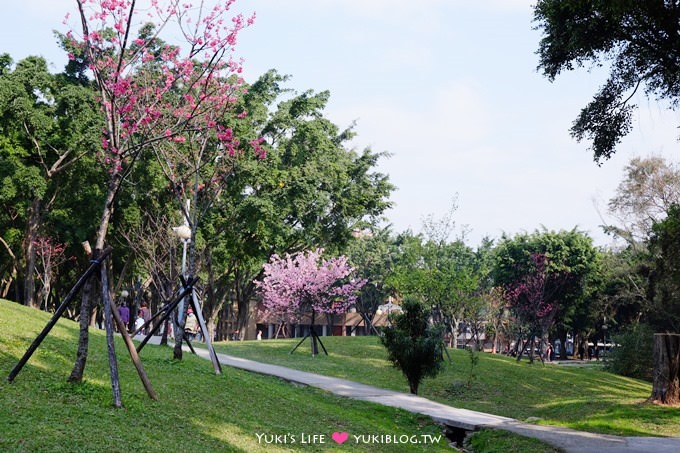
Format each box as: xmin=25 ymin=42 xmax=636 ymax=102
xmin=143 ymin=337 xmax=680 ymax=452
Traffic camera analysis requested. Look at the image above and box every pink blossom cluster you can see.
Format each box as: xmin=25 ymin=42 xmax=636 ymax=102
xmin=504 ymin=253 xmax=555 ymax=321
xmin=33 ymin=236 xmax=75 ymax=280
xmin=67 ymin=0 xmax=264 ymax=174
xmin=256 ymin=249 xmax=365 ymax=324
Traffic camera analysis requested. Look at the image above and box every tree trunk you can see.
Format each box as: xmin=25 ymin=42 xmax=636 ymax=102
xmin=451 ymin=316 xmax=459 ymax=350
xmin=559 ymin=332 xmax=568 ymax=360
xmin=310 ymin=311 xmax=319 ymax=356
xmin=23 ymin=197 xmax=41 ymax=308
xmin=68 ymin=271 xmax=94 ymax=382
xmin=173 ymin=293 xmax=189 ymax=360
xmin=651 ymin=333 xmax=680 ymax=405
xmin=0 ymin=236 xmax=19 ymax=299
xmin=100 ymin=262 xmax=122 ymax=408
xmin=236 ymin=299 xmax=251 ymax=338
xmin=528 ymin=337 xmax=536 ymax=364
xmin=70 ymin=172 xmax=121 ymax=380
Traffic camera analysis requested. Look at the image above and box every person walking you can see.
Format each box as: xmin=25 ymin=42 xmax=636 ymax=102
xmin=134 ymin=314 xmax=145 ymax=334
xmin=139 ymin=301 xmax=151 ymax=335
xmin=118 ymin=304 xmax=130 ymax=333
xmin=185 ymin=308 xmax=198 ymax=340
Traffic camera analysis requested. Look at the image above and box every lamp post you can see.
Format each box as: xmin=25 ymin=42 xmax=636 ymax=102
xmin=171 ymin=199 xmax=192 ymax=325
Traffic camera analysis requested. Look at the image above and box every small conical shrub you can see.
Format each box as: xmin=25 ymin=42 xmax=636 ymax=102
xmin=380 ymin=298 xmax=445 ymax=394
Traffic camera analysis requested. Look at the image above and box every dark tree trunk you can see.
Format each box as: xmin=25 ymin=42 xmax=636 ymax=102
xmin=311 ymin=311 xmax=319 ymax=356
xmin=173 ymin=293 xmax=189 ymax=360
xmin=68 ymin=271 xmax=94 ymax=382
xmin=100 ymin=262 xmax=122 ymax=407
xmin=559 ymin=332 xmax=568 ymax=360
xmin=651 ymin=333 xmax=680 ymax=405
xmin=409 ymin=381 xmax=419 ymax=395
xmin=71 ymin=172 xmax=122 ymax=378
xmin=23 ymin=198 xmax=41 ymax=308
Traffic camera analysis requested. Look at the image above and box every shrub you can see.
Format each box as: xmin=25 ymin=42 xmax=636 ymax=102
xmin=605 ymin=323 xmax=654 ymax=381
xmin=379 ymin=298 xmax=445 ymax=394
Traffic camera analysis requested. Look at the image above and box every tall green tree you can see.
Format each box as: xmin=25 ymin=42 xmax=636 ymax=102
xmin=204 ymin=70 xmax=394 ymax=337
xmin=588 ymin=247 xmax=649 ymax=335
xmin=0 ymin=54 xmax=100 ymax=307
xmin=388 ymin=203 xmax=481 ymax=349
xmin=647 ymin=206 xmax=680 ymax=405
xmin=493 ymin=229 xmax=601 ymax=359
xmin=345 ymin=227 xmax=397 ymax=334
xmin=534 ymin=0 xmax=680 ymax=162
xmin=648 ymin=204 xmax=680 ymax=332
xmin=604 ymin=156 xmax=680 ymax=246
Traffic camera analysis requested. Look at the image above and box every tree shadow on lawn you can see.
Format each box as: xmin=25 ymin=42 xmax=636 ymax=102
xmin=538 ymin=399 xmax=680 ymax=437
xmin=417 ymin=352 xmax=680 ymax=436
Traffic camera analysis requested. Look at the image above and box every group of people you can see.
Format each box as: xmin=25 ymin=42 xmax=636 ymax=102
xmin=116 ymin=301 xmax=151 ymax=335
xmin=111 ymin=290 xmax=212 ymax=340
xmin=577 ymin=343 xmax=601 ymax=361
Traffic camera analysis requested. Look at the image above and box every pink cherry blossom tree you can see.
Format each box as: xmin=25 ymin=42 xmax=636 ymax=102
xmin=503 ymin=253 xmax=568 ymax=363
xmin=256 ymin=249 xmax=364 ymax=355
xmin=65 ymin=0 xmax=257 ymax=386
xmin=33 ymin=236 xmax=75 ymax=312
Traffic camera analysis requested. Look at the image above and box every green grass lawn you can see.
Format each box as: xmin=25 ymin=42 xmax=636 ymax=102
xmin=0 ymin=300 xmax=456 ymax=452
xmin=214 ymin=334 xmax=680 ymax=438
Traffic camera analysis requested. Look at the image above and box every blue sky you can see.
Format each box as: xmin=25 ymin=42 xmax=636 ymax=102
xmin=2 ymin=0 xmax=678 ymax=247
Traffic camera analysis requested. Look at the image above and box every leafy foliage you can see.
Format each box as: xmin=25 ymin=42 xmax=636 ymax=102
xmin=493 ymin=229 xmax=601 ymax=359
xmin=534 ymin=0 xmax=680 ymax=162
xmin=0 ymin=53 xmax=102 ymax=306
xmin=388 ymin=230 xmax=481 ymax=348
xmin=648 ymin=204 xmax=680 ymax=332
xmin=345 ymin=227 xmax=399 ymax=328
xmin=379 ymin=299 xmax=445 ymax=394
xmin=605 ymin=323 xmax=654 ymax=381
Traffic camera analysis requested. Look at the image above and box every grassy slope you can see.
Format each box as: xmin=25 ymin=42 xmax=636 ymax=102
xmin=215 ymin=335 xmax=680 ymax=438
xmin=0 ymin=300 xmax=453 ymax=452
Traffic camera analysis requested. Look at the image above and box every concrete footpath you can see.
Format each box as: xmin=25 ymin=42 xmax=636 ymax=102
xmin=143 ymin=337 xmax=680 ymax=452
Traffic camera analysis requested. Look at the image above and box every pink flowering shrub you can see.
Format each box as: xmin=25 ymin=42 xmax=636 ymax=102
xmin=256 ymin=249 xmax=365 ymax=324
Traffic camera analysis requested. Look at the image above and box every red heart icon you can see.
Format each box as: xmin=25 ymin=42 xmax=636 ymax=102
xmin=332 ymin=432 xmax=348 ymax=444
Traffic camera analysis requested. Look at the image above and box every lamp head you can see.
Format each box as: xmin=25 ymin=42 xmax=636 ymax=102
xmin=171 ymin=225 xmax=192 ymax=240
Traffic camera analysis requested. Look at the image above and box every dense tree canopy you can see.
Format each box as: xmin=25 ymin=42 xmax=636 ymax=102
xmin=648 ymin=204 xmax=680 ymax=332
xmin=534 ymin=0 xmax=680 ymax=162
xmin=493 ymin=229 xmax=601 ymax=358
xmin=194 ymin=70 xmax=394 ymax=336
xmin=0 ymin=54 xmax=101 ymax=307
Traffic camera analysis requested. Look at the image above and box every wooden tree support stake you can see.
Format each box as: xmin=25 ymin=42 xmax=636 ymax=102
xmin=135 ymin=277 xmax=198 ymax=353
xmin=100 ymin=257 xmax=122 ymax=408
xmin=111 ymin=299 xmax=157 ymax=400
xmin=7 ymin=247 xmax=113 ymax=383
xmin=290 ymin=311 xmax=328 ymax=356
xmin=190 ymin=290 xmax=222 ymax=374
